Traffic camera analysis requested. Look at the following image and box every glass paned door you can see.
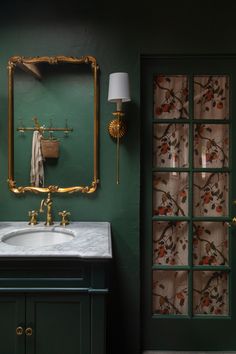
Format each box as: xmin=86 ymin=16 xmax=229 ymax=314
xmin=141 ymin=56 xmax=236 ymax=350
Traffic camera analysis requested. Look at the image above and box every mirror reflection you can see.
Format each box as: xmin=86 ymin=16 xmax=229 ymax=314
xmin=8 ymin=56 xmax=99 ymax=194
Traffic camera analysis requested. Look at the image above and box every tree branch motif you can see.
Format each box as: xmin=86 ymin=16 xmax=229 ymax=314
xmin=194 ymin=76 xmax=212 ymax=89
xmin=153 ymin=221 xmax=188 ymax=265
xmin=194 ymin=124 xmax=229 ymax=168
xmin=154 ymin=222 xmax=174 ymax=243
xmin=153 ymin=292 xmax=182 ymax=315
xmin=193 ymin=172 xmax=216 ymax=191
xmin=154 ymin=123 xmax=173 ymax=141
xmin=153 ymin=187 xmax=186 ymax=216
xmin=154 ymin=75 xmax=189 ymax=118
xmin=193 ymin=223 xmax=228 ymax=265
xmin=153 ymin=123 xmax=188 ymax=168
xmin=153 ymin=275 xmax=188 ymax=315
xmin=193 ymin=271 xmax=228 ymax=315
xmin=194 ymin=76 xmax=229 ymax=119
xmin=193 ymin=173 xmax=228 ymax=216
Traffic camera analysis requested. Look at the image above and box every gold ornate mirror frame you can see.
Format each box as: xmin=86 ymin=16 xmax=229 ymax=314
xmin=7 ymin=55 xmax=99 ymax=194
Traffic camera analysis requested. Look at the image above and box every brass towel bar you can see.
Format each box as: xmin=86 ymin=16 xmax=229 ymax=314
xmin=17 ymin=116 xmax=73 ymax=134
xmin=17 ymin=126 xmax=73 ymax=132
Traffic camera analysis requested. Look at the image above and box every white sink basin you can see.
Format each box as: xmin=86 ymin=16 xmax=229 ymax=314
xmin=2 ymin=228 xmax=75 ymax=248
xmin=0 ymin=222 xmax=112 ymax=258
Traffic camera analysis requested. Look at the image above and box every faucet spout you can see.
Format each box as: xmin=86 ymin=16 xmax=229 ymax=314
xmin=39 ymin=198 xmax=45 ymax=213
xmin=39 ymin=193 xmax=54 ymax=226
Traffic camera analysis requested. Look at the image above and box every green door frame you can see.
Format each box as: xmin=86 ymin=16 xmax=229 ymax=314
xmin=141 ymin=55 xmax=236 ymax=351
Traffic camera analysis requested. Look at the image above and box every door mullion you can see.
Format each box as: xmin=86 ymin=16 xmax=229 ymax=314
xmin=188 ymin=73 xmax=194 ymax=318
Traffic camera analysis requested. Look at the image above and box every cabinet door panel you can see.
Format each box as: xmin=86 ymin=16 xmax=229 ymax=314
xmin=0 ymin=295 xmax=25 ymax=354
xmin=91 ymin=295 xmax=106 ymax=354
xmin=26 ymin=294 xmax=90 ymax=354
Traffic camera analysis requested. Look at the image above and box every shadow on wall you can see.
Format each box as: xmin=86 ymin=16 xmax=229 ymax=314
xmin=143 ymin=352 xmax=236 ymax=354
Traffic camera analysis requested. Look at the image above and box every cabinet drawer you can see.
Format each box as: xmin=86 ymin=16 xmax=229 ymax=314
xmin=0 ymin=260 xmax=91 ymax=289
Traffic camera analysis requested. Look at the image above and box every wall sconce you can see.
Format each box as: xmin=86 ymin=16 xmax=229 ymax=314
xmin=108 ymin=72 xmax=131 ymax=184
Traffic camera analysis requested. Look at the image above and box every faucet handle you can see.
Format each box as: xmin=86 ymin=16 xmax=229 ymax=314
xmin=58 ymin=210 xmax=70 ymax=226
xmin=28 ymin=210 xmax=38 ymax=225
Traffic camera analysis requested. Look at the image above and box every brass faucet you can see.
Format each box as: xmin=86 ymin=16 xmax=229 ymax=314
xmin=39 ymin=193 xmax=54 ymax=226
xmin=28 ymin=210 xmax=38 ymax=225
xmin=58 ymin=210 xmax=70 ymax=226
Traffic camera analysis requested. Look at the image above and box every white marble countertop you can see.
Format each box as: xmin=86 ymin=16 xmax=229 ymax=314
xmin=0 ymin=222 xmax=112 ymax=259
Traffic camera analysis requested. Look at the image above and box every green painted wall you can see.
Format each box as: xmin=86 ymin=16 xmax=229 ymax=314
xmin=0 ymin=1 xmax=235 ymax=353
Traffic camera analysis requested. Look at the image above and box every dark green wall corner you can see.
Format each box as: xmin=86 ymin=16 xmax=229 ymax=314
xmin=0 ymin=1 xmax=236 ymax=353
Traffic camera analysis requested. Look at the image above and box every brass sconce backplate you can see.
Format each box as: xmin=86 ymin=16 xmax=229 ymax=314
xmin=108 ymin=112 xmax=126 ymax=139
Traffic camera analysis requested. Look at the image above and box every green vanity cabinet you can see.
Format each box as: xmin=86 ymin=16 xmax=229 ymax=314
xmin=0 ymin=293 xmax=90 ymax=354
xmin=0 ymin=295 xmax=25 ymax=354
xmin=0 ymin=259 xmax=109 ymax=354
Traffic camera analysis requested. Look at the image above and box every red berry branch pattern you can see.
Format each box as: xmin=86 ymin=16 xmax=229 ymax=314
xmin=194 ymin=124 xmax=229 ymax=168
xmin=153 ymin=221 xmax=188 ymax=265
xmin=193 ymin=173 xmax=228 ymax=216
xmin=153 ymin=172 xmax=189 ymax=216
xmin=152 ymin=75 xmax=230 ymax=317
xmin=193 ymin=222 xmax=228 ymax=266
xmin=153 ymin=270 xmax=188 ymax=315
xmin=153 ymin=123 xmax=189 ymax=168
xmin=193 ymin=271 xmax=228 ymax=315
xmin=154 ymin=75 xmax=189 ymax=119
xmin=194 ymin=76 xmax=229 ymax=119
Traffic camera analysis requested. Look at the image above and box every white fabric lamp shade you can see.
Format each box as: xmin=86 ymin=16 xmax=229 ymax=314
xmin=108 ymin=72 xmax=131 ymax=103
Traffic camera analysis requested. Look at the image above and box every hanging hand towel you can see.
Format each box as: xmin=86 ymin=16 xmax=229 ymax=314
xmin=30 ymin=131 xmax=44 ymax=187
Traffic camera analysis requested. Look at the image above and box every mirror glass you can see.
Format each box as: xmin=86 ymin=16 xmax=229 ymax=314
xmin=8 ymin=56 xmax=99 ymax=194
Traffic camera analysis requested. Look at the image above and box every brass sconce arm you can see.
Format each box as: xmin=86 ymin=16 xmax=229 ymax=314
xmin=107 ymin=72 xmax=131 ymax=184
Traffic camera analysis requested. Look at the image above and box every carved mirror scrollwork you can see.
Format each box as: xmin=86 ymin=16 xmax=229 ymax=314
xmin=7 ymin=55 xmax=99 ymax=194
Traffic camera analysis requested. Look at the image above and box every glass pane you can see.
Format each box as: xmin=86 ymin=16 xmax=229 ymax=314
xmin=153 ymin=270 xmax=188 ymax=315
xmin=193 ymin=172 xmax=228 ymax=216
xmin=194 ymin=124 xmax=229 ymax=168
xmin=153 ymin=123 xmax=189 ymax=168
xmin=153 ymin=172 xmax=189 ymax=216
xmin=153 ymin=221 xmax=188 ymax=265
xmin=193 ymin=271 xmax=228 ymax=315
xmin=193 ymin=222 xmax=228 ymax=266
xmin=194 ymin=75 xmax=229 ymax=119
xmin=154 ymin=75 xmax=189 ymax=119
